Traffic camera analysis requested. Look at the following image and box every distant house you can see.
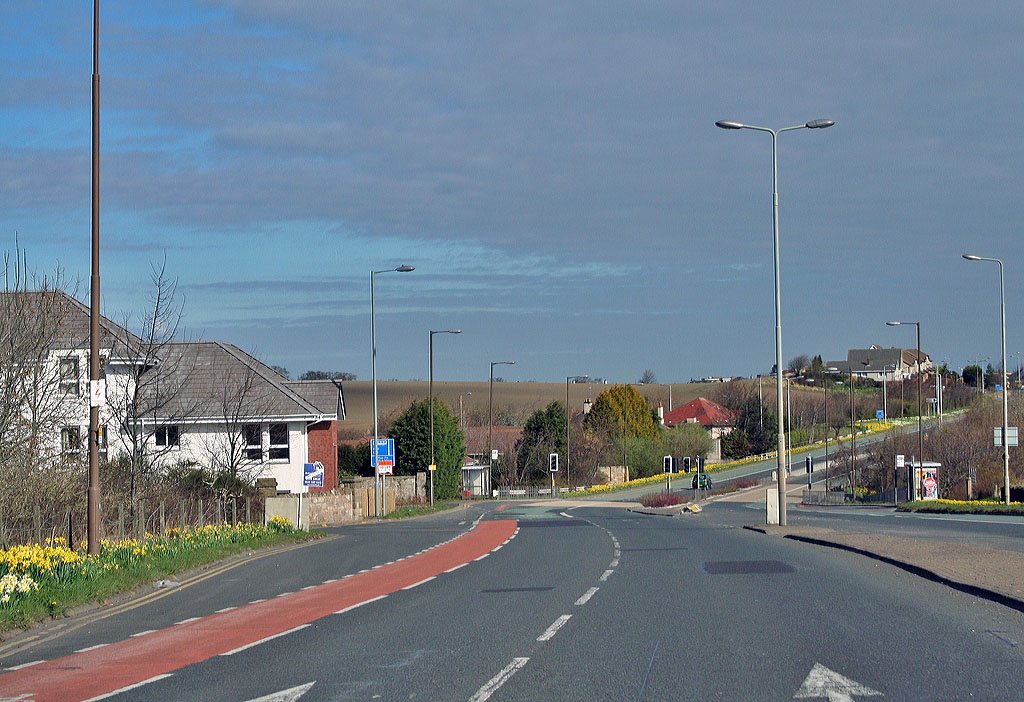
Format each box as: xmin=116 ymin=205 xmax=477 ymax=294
xmin=829 ymin=345 xmax=933 ymax=382
xmin=662 ymin=397 xmax=737 ymax=462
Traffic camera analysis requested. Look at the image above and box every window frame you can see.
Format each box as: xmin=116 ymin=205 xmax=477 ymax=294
xmin=59 ymin=356 xmax=81 ymax=396
xmin=268 ymin=422 xmax=289 ymax=461
xmin=243 ymin=423 xmax=263 ymax=461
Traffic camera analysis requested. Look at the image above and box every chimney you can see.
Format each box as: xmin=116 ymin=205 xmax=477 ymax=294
xmin=583 ymin=398 xmax=592 ymax=415
xmin=657 ymin=402 xmax=665 ymax=425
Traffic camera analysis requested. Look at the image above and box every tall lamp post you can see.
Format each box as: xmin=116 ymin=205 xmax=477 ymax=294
xmin=87 ymin=0 xmax=102 ymax=555
xmin=887 ymin=321 xmax=923 ymax=478
xmin=371 ymin=265 xmax=414 ymax=517
xmin=487 ymin=361 xmax=515 ymax=497
xmin=566 ymin=375 xmax=588 ymax=489
xmin=429 ymin=329 xmax=461 ymax=506
xmin=963 ymin=254 xmax=1011 ymax=505
xmin=716 ymin=117 xmax=835 ymax=525
xmin=823 ymin=366 xmax=839 ymax=492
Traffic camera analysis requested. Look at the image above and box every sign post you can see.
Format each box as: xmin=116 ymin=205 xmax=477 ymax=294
xmin=373 ymin=438 xmax=395 ymax=515
xmin=895 ymin=454 xmax=905 ymax=504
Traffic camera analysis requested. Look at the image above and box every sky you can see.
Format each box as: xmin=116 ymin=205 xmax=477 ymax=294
xmin=2 ymin=2 xmax=1022 ymax=384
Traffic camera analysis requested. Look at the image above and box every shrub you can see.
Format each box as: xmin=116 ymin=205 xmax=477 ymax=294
xmin=639 ymin=491 xmax=686 ymax=508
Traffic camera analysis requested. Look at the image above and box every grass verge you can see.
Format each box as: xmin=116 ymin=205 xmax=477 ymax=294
xmin=383 ymin=502 xmax=457 ymax=520
xmin=897 ymin=499 xmax=1024 ymax=516
xmin=0 ymin=517 xmax=317 ymax=633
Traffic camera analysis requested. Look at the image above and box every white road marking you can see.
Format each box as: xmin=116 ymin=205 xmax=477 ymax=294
xmin=575 ymin=587 xmax=599 ymax=606
xmin=614 ymin=550 xmax=621 ymax=558
xmin=445 ymin=563 xmax=467 ymax=573
xmin=609 ymin=559 xmax=619 ymax=568
xmin=401 ymin=576 xmax=436 ymax=590
xmin=560 ymin=512 xmax=573 ymax=519
xmin=130 ymin=629 xmax=157 ymax=638
xmin=459 ymin=520 xmax=467 ymax=525
xmin=275 ymin=591 xmax=293 ymax=597
xmin=83 ymin=673 xmax=173 ymax=701
xmin=215 ymin=606 xmax=238 ymax=613
xmin=243 ymin=681 xmax=317 ymax=702
xmin=175 ymin=617 xmax=203 ymax=625
xmin=4 ymin=659 xmax=45 ymax=671
xmin=75 ymin=643 xmax=110 ymax=653
xmin=474 ymin=554 xmax=489 ymax=561
xmin=600 ymin=569 xmax=614 ymax=582
xmin=537 ymin=614 xmax=572 ymax=642
xmin=794 ymin=662 xmax=883 ymax=701
xmin=468 ymin=657 xmax=529 ymax=702
xmin=221 ymin=624 xmax=311 ymax=656
xmin=249 ymin=599 xmax=267 ymax=604
xmin=334 ymin=594 xmax=387 ymax=615
xmin=322 ymin=579 xmax=337 ymax=584
xmin=301 ymin=585 xmax=317 ymax=591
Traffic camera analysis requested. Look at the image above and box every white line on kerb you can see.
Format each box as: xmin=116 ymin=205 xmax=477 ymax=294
xmin=335 ymin=594 xmax=387 ymax=615
xmin=575 ymin=587 xmax=599 ymax=606
xmin=401 ymin=576 xmax=436 ymax=591
xmin=83 ymin=673 xmax=174 ymax=702
xmin=600 ymin=569 xmax=614 ymax=582
xmin=537 ymin=614 xmax=572 ymax=642
xmin=4 ymin=659 xmax=45 ymax=671
xmin=468 ymin=657 xmax=529 ymax=702
xmin=220 ymin=624 xmax=311 ymax=656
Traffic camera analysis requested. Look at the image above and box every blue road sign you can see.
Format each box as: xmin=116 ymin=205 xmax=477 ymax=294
xmin=372 ymin=438 xmax=395 ymax=467
xmin=303 ymin=461 xmax=325 ymax=488
xmin=876 ymin=410 xmax=885 ymax=420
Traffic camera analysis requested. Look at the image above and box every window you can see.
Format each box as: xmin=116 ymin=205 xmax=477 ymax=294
xmin=59 ymin=357 xmax=80 ymax=396
xmin=61 ymin=427 xmax=82 ymax=456
xmin=155 ymin=425 xmax=180 ymax=448
xmin=243 ymin=423 xmax=262 ymax=460
xmin=269 ymin=423 xmax=289 ymax=460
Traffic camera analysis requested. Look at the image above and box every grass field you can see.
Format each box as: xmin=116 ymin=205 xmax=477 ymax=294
xmin=338 ymin=380 xmax=722 ymax=438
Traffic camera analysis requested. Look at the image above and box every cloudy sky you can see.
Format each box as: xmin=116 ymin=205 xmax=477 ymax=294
xmin=2 ymin=2 xmax=1022 ymax=383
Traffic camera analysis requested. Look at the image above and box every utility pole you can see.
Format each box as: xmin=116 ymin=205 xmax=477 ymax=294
xmin=87 ymin=0 xmax=103 ymax=556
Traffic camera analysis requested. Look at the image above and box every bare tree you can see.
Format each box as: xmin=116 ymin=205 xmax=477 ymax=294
xmin=105 ymin=257 xmax=200 ymax=507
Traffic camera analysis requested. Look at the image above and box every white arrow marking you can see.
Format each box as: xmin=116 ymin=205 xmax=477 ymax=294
xmin=244 ymin=681 xmax=316 ymax=702
xmin=794 ymin=663 xmax=883 ymax=701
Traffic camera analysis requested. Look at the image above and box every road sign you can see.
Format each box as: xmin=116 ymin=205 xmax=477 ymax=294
xmin=376 ymin=459 xmax=394 ymax=476
xmin=303 ymin=461 xmax=325 ymax=488
xmin=876 ymin=409 xmax=885 ymax=420
xmin=895 ymin=454 xmax=905 ymax=468
xmin=994 ymin=426 xmax=1019 ymax=447
xmin=428 ymin=463 xmax=437 ymax=472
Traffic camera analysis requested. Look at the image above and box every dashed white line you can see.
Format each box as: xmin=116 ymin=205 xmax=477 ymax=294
xmin=5 ymin=659 xmax=45 ymax=671
xmin=130 ymin=629 xmax=157 ymax=638
xmin=248 ymin=599 xmax=266 ymax=605
xmin=469 ymin=657 xmax=530 ymax=702
xmin=215 ymin=606 xmax=238 ymax=613
xmin=575 ymin=587 xmax=599 ymax=606
xmin=609 ymin=559 xmax=619 ymax=568
xmin=560 ymin=512 xmax=574 ymax=519
xmin=599 ymin=569 xmax=614 ymax=582
xmin=275 ymin=591 xmax=293 ymax=597
xmin=444 ymin=563 xmax=467 ymax=573
xmin=75 ymin=643 xmax=110 ymax=653
xmin=322 ymin=578 xmax=337 ymax=584
xmin=83 ymin=673 xmax=173 ymax=701
xmin=221 ymin=624 xmax=311 ymax=656
xmin=401 ymin=576 xmax=436 ymax=591
xmin=474 ymin=553 xmax=489 ymax=561
xmin=537 ymin=614 xmax=572 ymax=642
xmin=335 ymin=594 xmax=387 ymax=615
xmin=175 ymin=617 xmax=203 ymax=625
xmin=301 ymin=585 xmax=317 ymax=591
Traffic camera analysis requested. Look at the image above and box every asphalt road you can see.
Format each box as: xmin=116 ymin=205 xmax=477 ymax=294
xmin=2 ymin=498 xmax=1023 ymax=701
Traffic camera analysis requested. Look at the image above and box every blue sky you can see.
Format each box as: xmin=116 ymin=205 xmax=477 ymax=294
xmin=2 ymin=2 xmax=1022 ymax=382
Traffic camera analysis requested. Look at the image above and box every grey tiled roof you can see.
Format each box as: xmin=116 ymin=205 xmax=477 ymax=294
xmin=145 ymin=342 xmax=339 ymax=422
xmin=2 ymin=290 xmax=143 ymax=356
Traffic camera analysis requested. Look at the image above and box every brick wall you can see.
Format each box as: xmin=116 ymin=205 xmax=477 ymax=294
xmin=307 ymin=420 xmax=338 ymax=492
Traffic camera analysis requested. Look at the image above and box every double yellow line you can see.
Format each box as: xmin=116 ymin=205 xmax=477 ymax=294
xmin=0 ymin=535 xmax=338 ymax=661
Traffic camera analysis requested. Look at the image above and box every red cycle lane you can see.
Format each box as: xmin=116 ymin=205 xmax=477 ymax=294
xmin=0 ymin=519 xmax=518 ymax=702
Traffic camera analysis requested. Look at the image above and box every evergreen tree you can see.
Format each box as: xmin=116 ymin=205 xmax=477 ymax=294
xmin=388 ymin=399 xmax=466 ymax=499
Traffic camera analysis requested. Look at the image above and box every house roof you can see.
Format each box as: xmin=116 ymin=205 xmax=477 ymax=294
xmin=464 ymin=425 xmax=523 ymax=455
xmin=663 ymin=397 xmax=737 ymax=428
xmin=145 ymin=341 xmax=339 ymax=423
xmin=829 ymin=346 xmax=932 ymax=374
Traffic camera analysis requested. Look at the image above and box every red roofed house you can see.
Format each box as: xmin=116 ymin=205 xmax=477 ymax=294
xmin=662 ymin=397 xmax=738 ymax=462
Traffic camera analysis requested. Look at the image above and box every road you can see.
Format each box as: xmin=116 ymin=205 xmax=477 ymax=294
xmin=2 ymin=498 xmax=1023 ymax=701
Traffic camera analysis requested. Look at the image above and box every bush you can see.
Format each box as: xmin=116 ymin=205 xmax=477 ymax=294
xmin=639 ymin=491 xmax=686 ymax=508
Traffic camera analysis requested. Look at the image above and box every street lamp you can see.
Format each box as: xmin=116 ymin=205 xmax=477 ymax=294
xmin=371 ymin=264 xmax=414 ymax=517
xmin=566 ymin=375 xmax=588 ymax=489
xmin=887 ymin=321 xmax=923 ymax=480
xmin=823 ymin=366 xmax=839 ymax=492
xmin=429 ymin=329 xmax=461 ymax=506
xmin=963 ymin=254 xmax=1011 ymax=505
xmin=487 ymin=361 xmax=515 ymax=497
xmin=716 ymin=117 xmax=835 ymax=525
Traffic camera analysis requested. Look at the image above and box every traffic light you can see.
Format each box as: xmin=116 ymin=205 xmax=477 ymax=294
xmin=683 ymin=456 xmax=692 ymax=473
xmin=697 ymin=455 xmax=705 ymax=472
xmin=549 ymin=453 xmax=559 ymax=472
xmin=806 ymin=456 xmax=813 ymax=474
xmin=663 ymin=455 xmax=673 ymax=473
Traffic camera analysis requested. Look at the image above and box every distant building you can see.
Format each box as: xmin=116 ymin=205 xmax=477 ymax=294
xmin=829 ymin=345 xmax=933 ymax=381
xmin=662 ymin=397 xmax=738 ymax=462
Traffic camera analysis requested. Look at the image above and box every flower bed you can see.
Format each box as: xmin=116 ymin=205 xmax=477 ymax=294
xmin=0 ymin=517 xmax=312 ymax=631
xmin=898 ymin=499 xmax=1024 ymax=515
